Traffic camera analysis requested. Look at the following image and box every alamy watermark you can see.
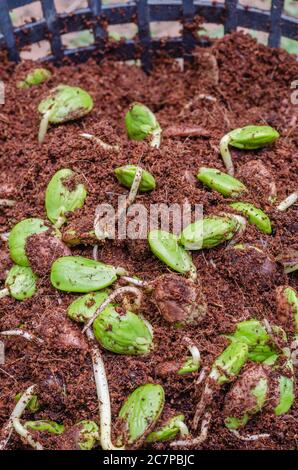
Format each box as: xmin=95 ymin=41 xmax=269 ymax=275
xmin=94 ymin=198 xmax=203 ymax=242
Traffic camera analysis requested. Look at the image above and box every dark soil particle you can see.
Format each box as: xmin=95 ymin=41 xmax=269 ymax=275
xmin=0 ymin=31 xmax=297 ymax=450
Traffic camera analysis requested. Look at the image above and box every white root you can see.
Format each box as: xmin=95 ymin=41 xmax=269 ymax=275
xmin=171 ymin=412 xmax=211 ymax=448
xmin=229 ymin=429 xmax=270 ymax=441
xmin=0 ymin=384 xmax=36 ymax=450
xmin=80 ymin=133 xmax=120 ymax=152
xmin=183 ymin=337 xmax=201 ymax=367
xmin=12 ymin=418 xmax=43 ymax=450
xmin=118 ymin=166 xmax=143 ymax=221
xmin=196 ymin=367 xmax=208 ymax=385
xmin=120 ymin=276 xmax=148 ymax=287
xmin=276 ymin=192 xmax=298 ymax=211
xmin=38 ymin=110 xmax=51 ymax=144
xmin=86 ymin=329 xmax=124 ymax=450
xmin=83 ymin=286 xmax=143 ymax=333
xmin=268 ymin=182 xmax=277 ymax=204
xmin=188 ymin=263 xmax=198 ymax=282
xmin=0 ymin=199 xmax=15 ymax=207
xmin=0 ymin=232 xmax=10 ymax=242
xmin=150 ymin=128 xmax=161 ymax=148
xmin=193 ymin=369 xmax=220 ymax=429
xmin=220 ymin=134 xmax=234 ymax=176
xmin=176 ymin=420 xmax=190 ymax=438
xmin=0 ymin=330 xmax=44 ymax=345
xmin=0 ymin=288 xmax=9 ymax=299
xmin=92 ymin=244 xmax=99 ymax=261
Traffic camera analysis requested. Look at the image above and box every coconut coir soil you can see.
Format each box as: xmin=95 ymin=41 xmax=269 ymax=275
xmin=0 ymin=32 xmax=297 ymax=450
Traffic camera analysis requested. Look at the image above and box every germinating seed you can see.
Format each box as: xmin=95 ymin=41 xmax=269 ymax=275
xmin=93 ymin=303 xmax=153 ymax=355
xmin=220 ymin=125 xmax=279 ymax=175
xmin=114 ymin=165 xmax=156 ymax=192
xmin=118 ymin=384 xmax=165 ymax=445
xmin=125 ymin=103 xmax=162 ymax=148
xmin=148 ymin=229 xmax=195 ymax=275
xmin=8 ymin=218 xmax=49 ymax=266
xmin=38 ymin=84 xmax=93 ymax=143
xmin=17 ymin=68 xmax=51 ymax=89
xmin=45 ymin=169 xmax=87 ymax=228
xmin=1 ymin=265 xmax=37 ymax=301
xmin=229 ymin=202 xmax=272 ymax=235
xmin=197 ymin=167 xmax=247 ymax=197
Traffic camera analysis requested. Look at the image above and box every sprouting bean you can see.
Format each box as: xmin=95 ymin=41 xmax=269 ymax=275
xmin=67 ymin=291 xmax=109 ymax=323
xmin=38 ymin=84 xmax=93 ymax=143
xmin=125 ymin=103 xmax=162 ymax=148
xmin=146 ymin=415 xmax=188 ymax=443
xmin=211 ymin=341 xmax=249 ymax=385
xmin=197 ymin=167 xmax=247 ymax=197
xmin=220 ymin=125 xmax=279 ymax=175
xmin=93 ymin=303 xmax=153 ymax=355
xmin=50 ymin=256 xmax=120 ymax=293
xmin=72 ymin=420 xmax=100 ymax=450
xmin=45 ymin=169 xmax=87 ymax=228
xmin=229 ymin=202 xmax=272 ymax=235
xmin=274 ymin=358 xmax=295 ymax=416
xmin=118 ymin=384 xmax=165 ymax=445
xmin=17 ymin=68 xmax=51 ymax=89
xmin=226 ymin=319 xmax=276 ymax=363
xmin=8 ymin=218 xmax=49 ymax=266
xmin=148 ymin=229 xmax=195 ymax=275
xmin=179 ymin=215 xmax=239 ymax=250
xmin=15 ymin=392 xmax=40 ymax=412
xmin=114 ymin=165 xmax=156 ymax=192
xmin=0 ymin=265 xmax=37 ymax=300
xmin=24 ymin=420 xmax=64 ymax=435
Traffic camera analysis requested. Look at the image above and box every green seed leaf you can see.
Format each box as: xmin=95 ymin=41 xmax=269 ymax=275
xmin=15 ymin=393 xmax=40 ymax=412
xmin=17 ymin=68 xmax=51 ymax=89
xmin=179 ymin=215 xmax=239 ymax=250
xmin=226 ymin=319 xmax=277 ymax=363
xmin=93 ymin=304 xmax=153 ymax=355
xmin=68 ymin=291 xmax=109 ymax=323
xmin=178 ymin=357 xmax=200 ymax=375
xmin=45 ymin=169 xmax=87 ymax=226
xmin=8 ymin=218 xmax=49 ymax=266
xmin=148 ymin=229 xmax=194 ymax=274
xmin=118 ymin=384 xmax=165 ymax=444
xmin=274 ymin=359 xmax=295 ymax=416
xmin=75 ymin=420 xmax=100 ymax=450
xmin=125 ymin=103 xmax=161 ymax=148
xmin=38 ymin=85 xmax=93 ymax=143
xmin=230 ymin=202 xmax=272 ymax=234
xmin=6 ymin=265 xmax=37 ymax=300
xmin=146 ymin=414 xmax=186 ymax=443
xmin=228 ymin=125 xmax=279 ymax=149
xmin=230 ymin=319 xmax=269 ymax=348
xmin=24 ymin=420 xmax=64 ymax=435
xmin=50 ymin=256 xmax=118 ymax=293
xmin=38 ymin=85 xmax=93 ymax=123
xmin=212 ymin=341 xmax=248 ymax=385
xmin=114 ymin=165 xmax=156 ymax=192
xmin=197 ymin=167 xmax=247 ymax=197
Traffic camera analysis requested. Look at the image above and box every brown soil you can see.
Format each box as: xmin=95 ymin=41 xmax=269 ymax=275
xmin=0 ymin=31 xmax=297 ymax=450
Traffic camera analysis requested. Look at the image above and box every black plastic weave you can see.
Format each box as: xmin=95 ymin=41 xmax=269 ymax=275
xmin=0 ymin=1 xmax=297 ymax=70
